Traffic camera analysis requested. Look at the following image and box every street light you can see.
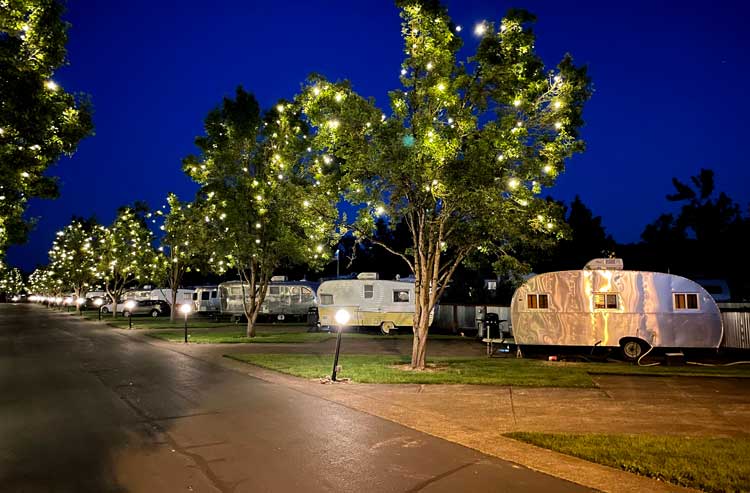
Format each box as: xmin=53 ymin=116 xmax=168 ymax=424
xmin=124 ymin=300 xmax=136 ymax=329
xmin=180 ymin=303 xmax=192 ymax=343
xmin=94 ymin=298 xmax=104 ymax=321
xmin=331 ymin=309 xmax=350 ymax=382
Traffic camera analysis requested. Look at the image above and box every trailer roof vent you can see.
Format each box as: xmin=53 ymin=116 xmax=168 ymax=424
xmin=357 ymin=272 xmax=379 ymax=280
xmin=271 ymin=275 xmax=288 ymax=282
xmin=584 ymin=258 xmax=624 ymax=271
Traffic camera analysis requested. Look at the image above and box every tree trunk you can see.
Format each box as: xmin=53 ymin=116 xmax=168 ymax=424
xmin=246 ymin=309 xmax=259 ymax=338
xmin=170 ymin=289 xmax=177 ymax=322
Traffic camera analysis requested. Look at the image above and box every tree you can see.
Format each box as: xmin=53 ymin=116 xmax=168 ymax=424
xmin=0 ymin=266 xmax=25 ymax=298
xmin=151 ymin=193 xmax=207 ymax=321
xmin=96 ymin=207 xmax=157 ymax=318
xmin=47 ymin=217 xmax=99 ymax=311
xmin=0 ymin=0 xmax=93 ymax=255
xmin=300 ymin=2 xmax=591 ymax=368
xmin=28 ymin=266 xmax=55 ymax=298
xmin=183 ymin=87 xmax=339 ymax=337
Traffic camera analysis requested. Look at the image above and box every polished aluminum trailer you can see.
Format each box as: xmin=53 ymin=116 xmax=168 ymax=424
xmin=317 ymin=273 xmax=433 ymax=334
xmin=218 ymin=279 xmax=319 ymax=321
xmin=192 ymin=286 xmax=220 ymax=314
xmin=510 ymin=260 xmax=723 ymax=359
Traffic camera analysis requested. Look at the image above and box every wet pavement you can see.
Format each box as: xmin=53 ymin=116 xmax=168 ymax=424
xmin=0 ymin=304 xmax=592 ymax=492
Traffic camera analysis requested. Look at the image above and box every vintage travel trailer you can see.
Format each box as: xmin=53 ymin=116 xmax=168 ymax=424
xmin=149 ymin=288 xmax=195 ymax=308
xmin=317 ymin=273 xmax=431 ymax=334
xmin=218 ymin=277 xmax=319 ymax=321
xmin=510 ymin=259 xmax=724 ymax=359
xmin=192 ymin=286 xmax=220 ymax=314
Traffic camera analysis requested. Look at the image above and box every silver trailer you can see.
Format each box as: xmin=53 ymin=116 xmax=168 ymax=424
xmin=218 ymin=278 xmax=319 ymax=321
xmin=193 ymin=285 xmax=220 ymax=314
xmin=510 ymin=259 xmax=723 ymax=360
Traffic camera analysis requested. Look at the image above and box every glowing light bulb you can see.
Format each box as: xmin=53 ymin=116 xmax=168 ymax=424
xmin=437 ymin=83 xmax=445 ymax=91
xmin=401 ymin=68 xmax=407 ymax=76
xmin=543 ymin=165 xmax=553 ymax=174
xmin=255 ymin=239 xmax=261 ymax=244
xmin=328 ymin=119 xmax=340 ymax=129
xmin=516 ymin=121 xmax=523 ymax=127
xmin=335 ymin=93 xmax=343 ymax=102
xmin=519 ymin=199 xmax=529 ymax=206
xmin=508 ymin=178 xmax=519 ymax=189
xmin=312 ymin=86 xmax=320 ymax=96
xmin=45 ymin=80 xmax=58 ymax=91
xmin=455 ymin=25 xmax=462 ymax=32
xmin=21 ymin=171 xmax=29 ymax=178
xmin=255 ymin=222 xmax=261 ymax=228
xmin=554 ymin=121 xmax=563 ymax=130
xmin=554 ymin=100 xmax=562 ymax=109
xmin=513 ymin=99 xmax=521 ymax=107
xmin=426 ymin=62 xmax=433 ymax=71
xmin=375 ymin=206 xmax=385 ymax=215
xmin=497 ymin=154 xmax=504 ymax=161
xmin=474 ymin=22 xmax=486 ymax=36
xmin=316 ymin=245 xmax=323 ymax=253
xmin=323 ymin=155 xmax=332 ymax=164
xmin=276 ymin=104 xmax=284 ymax=112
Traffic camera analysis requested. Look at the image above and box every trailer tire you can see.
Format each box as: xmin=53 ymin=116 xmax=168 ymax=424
xmin=101 ymin=307 xmax=109 ymax=314
xmin=380 ymin=321 xmax=395 ymax=335
xmin=150 ymin=309 xmax=160 ymax=318
xmin=620 ymin=339 xmax=647 ymax=361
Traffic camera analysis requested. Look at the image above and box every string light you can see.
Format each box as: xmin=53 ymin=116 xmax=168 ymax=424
xmin=455 ymin=25 xmax=462 ymax=32
xmin=508 ymin=178 xmax=519 ymax=189
xmin=276 ymin=104 xmax=285 ymax=112
xmin=474 ymin=22 xmax=486 ymax=36
xmin=513 ymin=99 xmax=521 ymax=107
xmin=327 ymin=119 xmax=340 ymax=129
xmin=554 ymin=100 xmax=562 ymax=109
xmin=426 ymin=62 xmax=433 ymax=71
xmin=335 ymin=93 xmax=343 ymax=102
xmin=543 ymin=165 xmax=553 ymax=174
xmin=401 ymin=69 xmax=407 ymax=76
xmin=45 ymin=80 xmax=58 ymax=91
xmin=554 ymin=121 xmax=563 ymax=130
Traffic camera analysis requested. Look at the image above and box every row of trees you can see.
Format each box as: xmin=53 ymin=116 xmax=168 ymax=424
xmin=14 ymin=0 xmax=593 ymax=369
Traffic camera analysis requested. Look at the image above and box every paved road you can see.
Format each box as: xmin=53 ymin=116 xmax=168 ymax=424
xmin=0 ymin=305 xmax=590 ymax=492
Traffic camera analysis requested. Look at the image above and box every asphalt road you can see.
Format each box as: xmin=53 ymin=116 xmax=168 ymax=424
xmin=0 ymin=304 xmax=591 ymax=493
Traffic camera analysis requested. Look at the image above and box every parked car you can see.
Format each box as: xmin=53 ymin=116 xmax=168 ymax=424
xmin=122 ymin=299 xmax=171 ymax=318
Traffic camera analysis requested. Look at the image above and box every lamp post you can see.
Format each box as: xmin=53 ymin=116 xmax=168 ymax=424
xmin=180 ymin=303 xmax=192 ymax=343
xmin=331 ymin=309 xmax=350 ymax=382
xmin=94 ymin=298 xmax=103 ymax=321
xmin=124 ymin=300 xmax=136 ymax=329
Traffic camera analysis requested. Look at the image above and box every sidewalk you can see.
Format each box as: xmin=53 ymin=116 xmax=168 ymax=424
xmin=107 ymin=328 xmax=750 ymax=493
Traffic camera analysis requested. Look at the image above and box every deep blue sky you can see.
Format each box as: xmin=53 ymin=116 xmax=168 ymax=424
xmin=8 ymin=0 xmax=750 ymax=272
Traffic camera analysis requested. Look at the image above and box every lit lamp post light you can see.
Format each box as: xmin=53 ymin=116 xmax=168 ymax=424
xmin=124 ymin=300 xmax=136 ymax=329
xmin=331 ymin=309 xmax=350 ymax=382
xmin=94 ymin=298 xmax=104 ymax=321
xmin=179 ymin=303 xmax=192 ymax=343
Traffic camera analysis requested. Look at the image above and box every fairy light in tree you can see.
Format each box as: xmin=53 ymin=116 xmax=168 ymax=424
xmin=554 ymin=100 xmax=562 ymax=109
xmin=45 ymin=80 xmax=58 ymax=91
xmin=375 ymin=206 xmax=385 ymax=216
xmin=328 ymin=119 xmax=340 ymax=129
xmin=255 ymin=239 xmax=261 ymax=244
xmin=437 ymin=83 xmax=446 ymax=91
xmin=554 ymin=121 xmax=563 ymax=130
xmin=401 ymin=69 xmax=407 ymax=76
xmin=276 ymin=104 xmax=285 ymax=112
xmin=335 ymin=93 xmax=343 ymax=102
xmin=513 ymin=99 xmax=521 ymax=107
xmin=426 ymin=62 xmax=433 ymax=71
xmin=474 ymin=22 xmax=486 ymax=36
xmin=455 ymin=25 xmax=462 ymax=32
xmin=255 ymin=222 xmax=261 ymax=229
xmin=316 ymin=245 xmax=324 ymax=253
xmin=543 ymin=165 xmax=553 ymax=174
xmin=497 ymin=154 xmax=504 ymax=161
xmin=303 ymin=200 xmax=310 ymax=208
xmin=508 ymin=178 xmax=519 ymax=189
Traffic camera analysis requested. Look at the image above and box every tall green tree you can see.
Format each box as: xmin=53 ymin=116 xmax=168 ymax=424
xmin=47 ymin=217 xmax=99 ymax=311
xmin=0 ymin=0 xmax=93 ymax=255
xmin=151 ymin=193 xmax=207 ymax=321
xmin=28 ymin=266 xmax=54 ymax=297
xmin=0 ymin=266 xmax=24 ymax=297
xmin=96 ymin=207 xmax=157 ymax=318
xmin=183 ymin=87 xmax=339 ymax=337
xmin=300 ymin=1 xmax=591 ymax=368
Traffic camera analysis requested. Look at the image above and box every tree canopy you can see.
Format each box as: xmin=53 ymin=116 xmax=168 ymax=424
xmin=299 ymin=1 xmax=592 ymax=368
xmin=0 ymin=0 xmax=93 ymax=255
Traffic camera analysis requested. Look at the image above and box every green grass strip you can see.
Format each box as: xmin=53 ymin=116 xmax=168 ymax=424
xmin=225 ymin=354 xmax=596 ymax=387
xmin=505 ymin=432 xmax=750 ymax=493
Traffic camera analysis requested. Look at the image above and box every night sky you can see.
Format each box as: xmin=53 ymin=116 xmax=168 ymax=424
xmin=8 ymin=0 xmax=750 ymax=272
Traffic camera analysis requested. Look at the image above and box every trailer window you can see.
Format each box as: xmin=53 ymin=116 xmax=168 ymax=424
xmin=364 ymin=285 xmax=374 ymax=299
xmin=301 ymin=287 xmax=314 ymax=303
xmin=193 ymin=293 xmax=198 ymax=300
xmin=527 ymin=294 xmax=548 ymax=309
xmin=674 ymin=293 xmax=699 ymax=310
xmin=320 ymin=294 xmax=333 ymax=305
xmin=211 ymin=290 xmax=217 ymax=298
xmin=594 ymin=293 xmax=618 ymax=310
xmin=201 ymin=291 xmax=210 ymax=300
xmin=393 ymin=290 xmax=409 ymax=303
xmin=269 ymin=286 xmax=280 ymax=295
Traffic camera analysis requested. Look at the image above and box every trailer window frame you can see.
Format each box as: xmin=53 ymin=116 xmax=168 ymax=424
xmin=526 ymin=293 xmax=549 ymax=310
xmin=674 ymin=293 xmax=699 ymax=310
xmin=593 ymin=292 xmax=619 ymax=310
xmin=393 ymin=289 xmax=410 ymax=303
xmin=363 ymin=284 xmax=374 ymax=299
xmin=320 ymin=294 xmax=333 ymax=305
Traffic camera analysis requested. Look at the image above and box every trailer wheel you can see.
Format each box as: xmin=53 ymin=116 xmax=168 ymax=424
xmin=380 ymin=321 xmax=395 ymax=335
xmin=620 ymin=339 xmax=647 ymax=361
xmin=101 ymin=307 xmax=109 ymax=314
xmin=150 ymin=309 xmax=160 ymax=318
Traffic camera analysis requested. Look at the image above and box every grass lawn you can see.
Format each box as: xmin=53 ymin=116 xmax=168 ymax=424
xmin=225 ymin=354 xmax=597 ymax=387
xmin=505 ymin=432 xmax=750 ymax=493
xmin=148 ymin=331 xmax=338 ymax=344
xmin=226 ymin=353 xmax=750 ymax=386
